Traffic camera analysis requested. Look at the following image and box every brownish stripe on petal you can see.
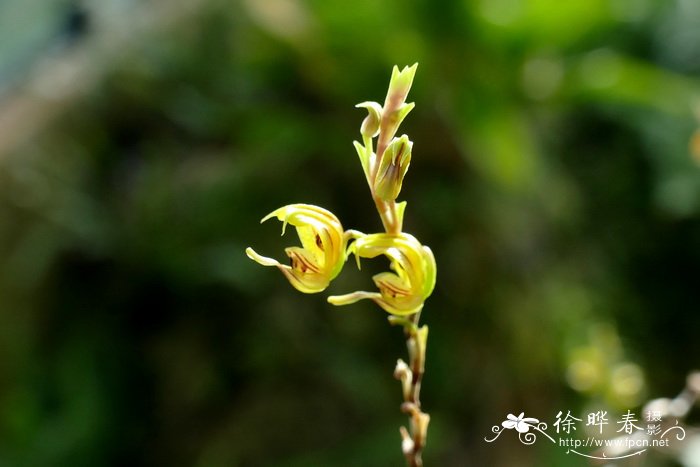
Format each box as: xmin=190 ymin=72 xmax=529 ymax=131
xmin=288 ymin=250 xmax=321 ymax=273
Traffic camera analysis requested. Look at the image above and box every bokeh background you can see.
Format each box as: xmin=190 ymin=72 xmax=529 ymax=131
xmin=1 ymin=0 xmax=700 ymax=466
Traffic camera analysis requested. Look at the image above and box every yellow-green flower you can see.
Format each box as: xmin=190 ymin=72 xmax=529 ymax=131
xmin=328 ymin=232 xmax=436 ymax=315
xmin=246 ymin=204 xmax=346 ymax=293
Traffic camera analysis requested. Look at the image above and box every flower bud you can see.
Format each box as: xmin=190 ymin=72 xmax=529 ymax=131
xmin=356 ymin=101 xmax=382 ymax=139
xmin=386 ymin=64 xmax=417 ymax=109
xmin=394 ymin=359 xmax=413 ymax=401
xmin=374 ymin=135 xmax=412 ymax=201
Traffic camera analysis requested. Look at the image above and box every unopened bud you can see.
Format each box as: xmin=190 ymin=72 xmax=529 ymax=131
xmin=412 ymin=411 xmax=430 ymax=445
xmin=374 ymin=135 xmax=412 ymax=201
xmin=394 ymin=359 xmax=413 ymax=401
xmin=356 ymin=101 xmax=382 ymax=139
xmin=386 ymin=64 xmax=418 ymax=108
xmin=400 ymin=426 xmax=415 ymax=455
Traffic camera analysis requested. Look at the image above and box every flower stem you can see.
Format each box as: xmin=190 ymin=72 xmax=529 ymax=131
xmin=369 ymin=64 xmax=428 ymax=465
xmin=373 ymin=145 xmax=428 ymax=465
xmin=397 ymin=311 xmax=429 ymax=467
xmin=373 ymin=196 xmax=400 ymax=234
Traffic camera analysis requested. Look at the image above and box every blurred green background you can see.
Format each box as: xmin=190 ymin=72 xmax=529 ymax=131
xmin=1 ymin=0 xmax=700 ymax=466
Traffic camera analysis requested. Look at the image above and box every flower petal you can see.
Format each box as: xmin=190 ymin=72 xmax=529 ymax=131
xmin=278 ymin=264 xmax=327 ymax=293
xmin=286 ymin=247 xmax=322 ymax=274
xmin=420 ymin=245 xmax=437 ymax=297
xmin=373 ymin=272 xmax=411 ymax=298
xmin=246 ymin=247 xmax=281 ymax=267
xmin=328 ymin=291 xmax=381 ymax=306
xmin=370 ymin=294 xmax=424 ymax=316
xmin=372 ymin=272 xmax=424 ymax=315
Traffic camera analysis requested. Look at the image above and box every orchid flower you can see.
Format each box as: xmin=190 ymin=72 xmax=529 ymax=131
xmin=246 ymin=204 xmax=346 ymax=293
xmin=328 ymin=232 xmax=436 ymax=316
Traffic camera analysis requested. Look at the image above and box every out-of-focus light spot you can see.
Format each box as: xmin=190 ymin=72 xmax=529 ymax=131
xmin=687 ymin=371 xmax=700 ymax=392
xmin=680 ymin=0 xmax=700 ymax=14
xmin=521 ymin=56 xmax=563 ymax=100
xmin=30 ymin=56 xmax=81 ymax=100
xmin=8 ymin=165 xmax=50 ymax=210
xmin=610 ymin=0 xmax=651 ymax=23
xmin=610 ymin=363 xmax=644 ymax=405
xmin=567 ymin=358 xmax=602 ymax=392
xmin=477 ymin=0 xmax=523 ymax=26
xmin=680 ymin=435 xmax=700 ymax=467
xmin=653 ymin=1 xmax=700 ymax=73
xmin=580 ymin=48 xmax=621 ymax=89
xmin=643 ymin=398 xmax=671 ymax=417
xmin=669 ymin=397 xmax=692 ymax=418
xmin=243 ymin=0 xmax=313 ymax=43
xmin=656 ymin=175 xmax=699 ymax=217
xmin=690 ymin=129 xmax=700 ymax=166
xmin=384 ymin=31 xmax=426 ymax=68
